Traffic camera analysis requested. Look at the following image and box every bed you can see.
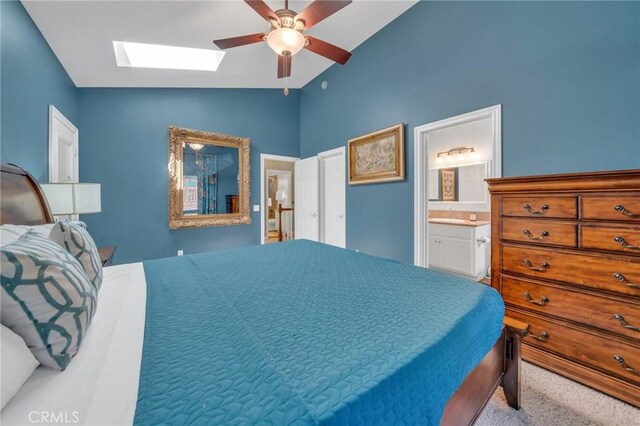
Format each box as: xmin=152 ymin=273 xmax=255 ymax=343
xmin=0 ymin=163 xmax=526 ymax=425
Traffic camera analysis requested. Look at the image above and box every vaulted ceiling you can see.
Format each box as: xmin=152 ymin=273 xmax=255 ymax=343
xmin=22 ymin=0 xmax=417 ymax=88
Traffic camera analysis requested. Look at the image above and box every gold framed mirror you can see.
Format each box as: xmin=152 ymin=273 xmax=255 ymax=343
xmin=168 ymin=126 xmax=250 ymax=229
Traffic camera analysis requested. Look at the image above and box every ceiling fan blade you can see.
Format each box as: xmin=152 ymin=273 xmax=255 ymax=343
xmin=213 ymin=33 xmax=265 ymax=49
xmin=277 ymin=54 xmax=292 ymax=79
xmin=305 ymin=36 xmax=351 ymax=65
xmin=295 ymin=0 xmax=352 ymax=30
xmin=245 ymin=0 xmax=279 ymax=23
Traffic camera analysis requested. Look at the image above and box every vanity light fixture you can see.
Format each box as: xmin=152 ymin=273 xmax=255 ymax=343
xmin=436 ymin=147 xmax=475 ymax=163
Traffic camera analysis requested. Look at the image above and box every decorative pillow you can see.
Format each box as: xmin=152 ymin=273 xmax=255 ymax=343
xmin=1 ymin=232 xmax=97 ymax=370
xmin=49 ymin=221 xmax=103 ymax=292
xmin=1 ymin=325 xmax=40 ymax=409
xmin=0 ymin=223 xmax=55 ymax=246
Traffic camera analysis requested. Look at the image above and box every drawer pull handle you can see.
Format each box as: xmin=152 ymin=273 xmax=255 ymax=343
xmin=614 ymin=205 xmax=640 ymax=218
xmin=613 ymin=273 xmax=640 ymax=289
xmin=523 ymin=230 xmax=549 ymax=240
xmin=522 ymin=291 xmax=549 ymax=306
xmin=527 ymin=330 xmax=549 ymax=342
xmin=613 ymin=314 xmax=640 ymax=332
xmin=523 ymin=203 xmax=549 ymax=215
xmin=613 ymin=355 xmax=639 ymax=376
xmin=613 ymin=236 xmax=640 ymax=250
xmin=523 ymin=259 xmax=550 ymax=271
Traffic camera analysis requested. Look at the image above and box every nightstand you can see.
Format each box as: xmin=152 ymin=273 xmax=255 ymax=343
xmin=98 ymin=246 xmax=116 ymax=267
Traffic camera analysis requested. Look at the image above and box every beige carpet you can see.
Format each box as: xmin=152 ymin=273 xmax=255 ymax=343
xmin=476 ymin=362 xmax=640 ymax=426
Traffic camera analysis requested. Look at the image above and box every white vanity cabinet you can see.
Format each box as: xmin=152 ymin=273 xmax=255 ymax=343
xmin=428 ymin=222 xmax=490 ymax=280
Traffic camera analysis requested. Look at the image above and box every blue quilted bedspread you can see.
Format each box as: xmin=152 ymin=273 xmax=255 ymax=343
xmin=135 ymin=240 xmax=504 ymax=425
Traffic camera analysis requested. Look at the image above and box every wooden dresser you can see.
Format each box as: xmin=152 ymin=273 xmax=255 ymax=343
xmin=487 ymin=170 xmax=640 ymax=408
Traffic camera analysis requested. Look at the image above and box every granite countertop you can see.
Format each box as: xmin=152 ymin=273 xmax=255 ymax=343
xmin=428 ymin=218 xmax=491 ymax=227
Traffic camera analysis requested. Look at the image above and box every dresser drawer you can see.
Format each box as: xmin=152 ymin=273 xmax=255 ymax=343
xmin=506 ymin=309 xmax=640 ymax=385
xmin=582 ymin=195 xmax=640 ymax=223
xmin=501 ymin=218 xmax=577 ymax=247
xmin=502 ymin=276 xmax=640 ymax=341
xmin=581 ymin=225 xmax=640 ymax=255
xmin=501 ymin=196 xmax=577 ymax=219
xmin=501 ymin=244 xmax=640 ymax=297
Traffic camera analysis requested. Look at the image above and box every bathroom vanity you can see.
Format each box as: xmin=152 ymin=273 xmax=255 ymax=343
xmin=428 ymin=219 xmax=490 ymax=280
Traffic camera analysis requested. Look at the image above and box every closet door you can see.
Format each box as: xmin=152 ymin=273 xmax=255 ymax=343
xmin=320 ymin=148 xmax=346 ymax=248
xmin=295 ymin=157 xmax=319 ymax=241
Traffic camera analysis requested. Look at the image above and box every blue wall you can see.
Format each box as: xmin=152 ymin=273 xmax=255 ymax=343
xmin=3 ymin=1 xmax=639 ymax=265
xmin=1 ymin=1 xmax=78 ymax=182
xmin=300 ymin=1 xmax=640 ymax=263
xmin=78 ymin=89 xmax=300 ymax=264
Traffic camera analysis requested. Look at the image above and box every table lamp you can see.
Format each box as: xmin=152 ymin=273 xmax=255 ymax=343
xmin=40 ymin=183 xmax=101 ymax=226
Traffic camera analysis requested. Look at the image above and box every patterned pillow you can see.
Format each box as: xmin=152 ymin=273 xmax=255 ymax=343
xmin=1 ymin=232 xmax=97 ymax=370
xmin=49 ymin=221 xmax=103 ymax=292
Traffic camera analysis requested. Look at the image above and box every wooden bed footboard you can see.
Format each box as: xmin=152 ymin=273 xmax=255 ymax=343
xmin=441 ymin=316 xmax=528 ymax=426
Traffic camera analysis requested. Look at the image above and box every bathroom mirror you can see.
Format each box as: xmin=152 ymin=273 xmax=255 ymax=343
xmin=168 ymin=126 xmax=250 ymax=229
xmin=428 ymin=162 xmax=489 ymax=203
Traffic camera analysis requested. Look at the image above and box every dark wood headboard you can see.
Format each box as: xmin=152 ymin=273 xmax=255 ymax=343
xmin=0 ymin=164 xmax=54 ymax=226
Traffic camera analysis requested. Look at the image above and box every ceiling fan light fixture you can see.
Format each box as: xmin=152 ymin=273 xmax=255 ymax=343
xmin=266 ymin=28 xmax=305 ymax=56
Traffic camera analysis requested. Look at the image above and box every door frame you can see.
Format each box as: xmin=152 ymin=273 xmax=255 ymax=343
xmin=48 ymin=105 xmax=79 ymax=183
xmin=413 ymin=105 xmax=501 ymax=267
xmin=318 ymin=147 xmax=346 ymax=247
xmin=260 ymin=153 xmax=299 ymax=244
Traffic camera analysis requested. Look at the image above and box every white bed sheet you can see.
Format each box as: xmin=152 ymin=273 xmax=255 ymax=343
xmin=1 ymin=262 xmax=147 ymax=426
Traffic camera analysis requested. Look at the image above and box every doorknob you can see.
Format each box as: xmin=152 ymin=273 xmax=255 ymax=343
xmin=311 ymin=212 xmax=317 ymax=218
xmin=337 ymin=213 xmax=344 ymax=218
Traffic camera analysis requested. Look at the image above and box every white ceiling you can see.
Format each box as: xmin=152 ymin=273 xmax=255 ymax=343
xmin=22 ymin=0 xmax=417 ymax=89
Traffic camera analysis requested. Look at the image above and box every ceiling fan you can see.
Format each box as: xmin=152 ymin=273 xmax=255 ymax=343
xmin=213 ymin=0 xmax=353 ymax=94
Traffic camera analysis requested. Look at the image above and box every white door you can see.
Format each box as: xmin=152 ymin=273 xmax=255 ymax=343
xmin=458 ymin=163 xmax=487 ymax=202
xmin=295 ymin=156 xmax=319 ymax=241
xmin=49 ymin=105 xmax=78 ymax=184
xmin=319 ymin=148 xmax=346 ymax=248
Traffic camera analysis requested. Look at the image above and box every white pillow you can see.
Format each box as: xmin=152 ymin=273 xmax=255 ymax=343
xmin=0 ymin=224 xmax=55 ymax=247
xmin=1 ymin=325 xmax=40 ymax=409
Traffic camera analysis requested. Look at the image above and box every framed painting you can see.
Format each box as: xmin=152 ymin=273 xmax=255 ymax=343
xmin=440 ymin=168 xmax=458 ymax=201
xmin=348 ymin=123 xmax=405 ymax=185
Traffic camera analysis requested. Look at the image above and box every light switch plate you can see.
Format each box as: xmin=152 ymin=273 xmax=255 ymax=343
xmin=253 ymin=205 xmax=260 ymax=212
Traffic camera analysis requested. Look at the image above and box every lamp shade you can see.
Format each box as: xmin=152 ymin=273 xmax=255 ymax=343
xmin=275 ymin=190 xmax=286 ymax=202
xmin=41 ymin=183 xmax=101 ymax=215
xmin=266 ymin=28 xmax=305 ymax=56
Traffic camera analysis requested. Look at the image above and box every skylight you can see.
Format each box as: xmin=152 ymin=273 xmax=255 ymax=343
xmin=113 ymin=41 xmax=225 ymax=72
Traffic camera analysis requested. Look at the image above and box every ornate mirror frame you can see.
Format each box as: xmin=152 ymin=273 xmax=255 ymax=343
xmin=168 ymin=126 xmax=251 ymax=229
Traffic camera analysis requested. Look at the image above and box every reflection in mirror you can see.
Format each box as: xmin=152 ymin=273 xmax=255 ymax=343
xmin=168 ymin=126 xmax=250 ymax=229
xmin=428 ymin=162 xmax=489 ymax=203
xmin=182 ymin=144 xmax=239 ymax=215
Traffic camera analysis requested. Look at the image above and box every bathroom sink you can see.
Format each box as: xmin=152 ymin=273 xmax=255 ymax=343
xmin=430 ymin=218 xmax=467 ymax=223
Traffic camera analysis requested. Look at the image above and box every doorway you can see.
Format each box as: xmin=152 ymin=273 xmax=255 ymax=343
xmin=260 ymin=154 xmax=298 ymax=244
xmin=413 ymin=105 xmax=502 ymax=269
xmin=48 ymin=105 xmax=78 ymax=184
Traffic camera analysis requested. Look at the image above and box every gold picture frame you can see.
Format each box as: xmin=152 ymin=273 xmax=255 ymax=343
xmin=168 ymin=126 xmax=251 ymax=229
xmin=440 ymin=168 xmax=458 ymax=201
xmin=348 ymin=123 xmax=405 ymax=185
